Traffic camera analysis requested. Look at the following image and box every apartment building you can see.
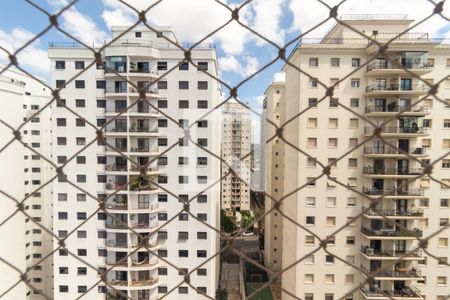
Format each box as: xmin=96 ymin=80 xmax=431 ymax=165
xmin=221 ymin=101 xmax=251 ymax=215
xmin=263 ymin=81 xmax=285 ymax=275
xmin=49 ymin=26 xmax=221 ymax=299
xmin=0 ymin=67 xmax=53 ymax=299
xmin=265 ymin=15 xmax=450 ymax=300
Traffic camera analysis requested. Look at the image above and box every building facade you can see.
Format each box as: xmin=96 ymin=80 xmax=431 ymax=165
xmin=49 ymin=26 xmax=221 ymax=299
xmin=265 ymin=16 xmax=450 ymax=300
xmin=221 ymin=101 xmax=251 ymax=215
xmin=0 ymin=67 xmax=53 ymax=299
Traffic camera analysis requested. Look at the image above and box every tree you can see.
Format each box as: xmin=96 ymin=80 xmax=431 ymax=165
xmin=221 ymin=209 xmax=236 ymax=233
xmin=240 ymin=210 xmax=254 ymax=229
xmin=216 ymin=287 xmax=228 ymax=300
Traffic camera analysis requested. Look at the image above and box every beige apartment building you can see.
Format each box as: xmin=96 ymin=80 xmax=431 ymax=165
xmin=221 ymin=101 xmax=251 ymax=215
xmin=264 ymin=15 xmax=450 ymax=300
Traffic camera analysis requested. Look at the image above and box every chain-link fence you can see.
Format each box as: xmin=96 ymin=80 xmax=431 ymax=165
xmin=0 ymin=0 xmax=449 ymax=299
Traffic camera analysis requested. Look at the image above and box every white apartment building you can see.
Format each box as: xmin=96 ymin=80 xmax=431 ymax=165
xmin=49 ymin=26 xmax=221 ymax=299
xmin=0 ymin=67 xmax=53 ymax=299
xmin=265 ymin=15 xmax=450 ymax=300
xmin=221 ymin=101 xmax=251 ymax=215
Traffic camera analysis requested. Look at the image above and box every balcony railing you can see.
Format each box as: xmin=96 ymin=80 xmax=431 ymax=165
xmin=366 ymin=84 xmax=428 ymax=93
xmin=363 ymin=167 xmax=423 ymax=175
xmin=129 ymin=68 xmax=160 ymax=75
xmin=105 ymin=183 xmax=128 ymax=191
xmin=106 ymin=240 xmax=128 ymax=248
xmin=364 ymin=208 xmax=424 ymax=217
xmin=361 ymin=246 xmax=422 ymax=258
xmin=365 ymin=105 xmax=429 ymax=113
xmin=128 ymin=127 xmax=159 ymax=133
xmin=361 ymin=226 xmax=423 ymax=237
xmin=106 ymin=87 xmax=128 ymax=94
xmin=130 ymin=166 xmax=158 ymax=172
xmin=362 ymin=187 xmax=425 ymax=196
xmin=361 ymin=286 xmax=422 ymax=298
xmin=106 ymin=164 xmax=128 ymax=172
xmin=361 ymin=265 xmax=421 ymax=278
xmin=364 ymin=147 xmax=426 ymax=155
xmin=131 ymin=277 xmax=159 ymax=287
xmin=364 ymin=126 xmax=427 ymax=135
xmin=106 ymin=203 xmax=128 ymax=210
xmin=109 ymin=280 xmax=128 ymax=286
xmin=105 ymin=222 xmax=128 ymax=229
xmin=367 ymin=62 xmax=431 ymax=71
xmin=131 ymin=222 xmax=158 ymax=230
xmin=128 ymin=87 xmax=159 ymax=94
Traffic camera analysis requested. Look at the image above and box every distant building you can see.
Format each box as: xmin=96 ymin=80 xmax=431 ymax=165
xmin=221 ymin=101 xmax=251 ymax=215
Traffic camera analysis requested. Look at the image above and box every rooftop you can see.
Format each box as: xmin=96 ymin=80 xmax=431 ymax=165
xmin=340 ymin=14 xmax=409 ymax=21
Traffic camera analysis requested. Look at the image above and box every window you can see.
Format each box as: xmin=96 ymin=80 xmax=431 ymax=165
xmin=56 ymin=118 xmax=66 ymax=127
xmin=157 ymin=81 xmax=167 ymax=89
xmin=198 ymin=100 xmax=208 ymax=108
xmin=58 ymin=193 xmax=67 ymax=202
xmin=325 ymin=255 xmax=335 ymax=264
xmin=329 ymin=98 xmax=338 ymax=107
xmin=97 ymin=99 xmax=106 ymax=108
xmin=345 ymin=274 xmax=354 ymax=284
xmin=349 ymin=118 xmax=359 ymax=128
xmin=197 ymin=120 xmax=208 ymax=128
xmin=197 ymin=157 xmax=207 ymax=165
xmin=58 ymin=212 xmax=68 ymax=220
xmin=308 ymin=77 xmax=318 ymax=88
xmin=178 ymin=157 xmax=188 ymax=165
xmin=326 ymin=197 xmax=336 ymax=207
xmin=444 ymin=139 xmax=450 ymax=149
xmin=439 ymin=218 xmax=449 ymax=226
xmin=179 ymin=100 xmax=189 ymax=108
xmin=325 ymin=294 xmax=334 ymax=300
xmin=158 ymin=138 xmax=168 ymax=146
xmin=349 ymin=138 xmax=358 ymax=148
xmin=55 ymin=61 xmax=65 ymax=69
xmin=348 ymin=177 xmax=357 ymax=187
xmin=308 ymin=118 xmax=318 ymax=128
xmin=179 ymin=81 xmax=189 ymax=89
xmin=305 ymin=294 xmax=314 ymax=300
xmin=304 ymin=274 xmax=314 ymax=283
xmin=157 ymin=62 xmax=167 ymax=70
xmin=179 ymin=250 xmax=188 ymax=257
xmin=305 ymin=235 xmax=314 ymax=244
xmin=422 ymin=139 xmax=431 ymax=148
xmin=308 ymin=98 xmax=318 ymax=107
xmin=56 ymin=80 xmax=65 ymax=88
xmin=96 ymin=80 xmax=106 ymax=89
xmin=306 ymin=177 xmax=316 ymax=186
xmin=75 ymin=61 xmax=85 ymax=69
xmin=197 ymin=250 xmax=207 ymax=257
xmin=306 ymin=216 xmax=315 ymax=225
xmin=307 ymin=138 xmax=317 ymax=148
xmin=325 ymin=274 xmax=335 ymax=284
xmin=197 ymin=176 xmax=207 ymax=184
xmin=198 ymin=81 xmax=208 ymax=90
xmin=198 ymin=195 xmax=207 ymax=203
xmin=442 ymin=160 xmax=450 ymax=169
xmin=77 ymin=249 xmax=87 ymax=256
xmin=197 ymin=268 xmax=207 ymax=276
xmin=309 ymin=57 xmax=319 ymax=67
xmin=77 ymin=175 xmax=86 ymax=183
xmin=351 ymin=79 xmax=360 ymax=88
xmin=444 ymin=119 xmax=450 ymax=128
xmin=178 ymin=287 xmax=188 ymax=294
xmin=328 ymin=118 xmax=338 ymax=128
xmin=197 ymin=287 xmax=207 ymax=294
xmin=351 ymin=58 xmax=360 ymax=67
xmin=198 ymin=138 xmax=208 ymax=147
xmin=437 ymin=276 xmax=447 ymax=286
xmin=330 ymin=58 xmax=340 ymax=67
xmin=77 ymin=213 xmax=86 ymax=220
xmin=328 ymin=138 xmax=337 ymax=148
xmin=348 ymin=158 xmax=357 ymax=168
xmin=197 ymin=232 xmax=207 ymax=239
xmin=76 ymin=118 xmax=85 ymax=127
xmin=441 ymin=198 xmax=449 ymax=208
xmin=76 ymin=137 xmax=86 ymax=145
xmin=178 ymin=232 xmax=188 ymax=240
xmin=423 ymin=119 xmax=432 ymax=128
xmin=347 ymin=197 xmax=356 ymax=207
xmin=350 ymin=98 xmax=359 ymax=108
xmin=346 ymin=236 xmax=355 ymax=245
xmin=330 ymin=78 xmax=339 ymax=88
xmin=76 ymin=156 xmax=86 ymax=164
xmin=326 ymin=217 xmax=336 ymax=226
xmin=438 ymin=237 xmax=448 ymax=247
xmin=59 ymin=267 xmax=68 ymax=274
xmin=59 ymin=286 xmax=68 ymax=293
xmin=305 ymin=255 xmax=315 ymax=264
xmin=75 ymin=80 xmax=85 ymax=89
xmin=179 ymin=62 xmax=189 ymax=70
xmin=179 ymin=213 xmax=189 ymax=221
xmin=307 ymin=158 xmax=316 ymax=167
xmin=198 ymin=62 xmax=208 ymax=71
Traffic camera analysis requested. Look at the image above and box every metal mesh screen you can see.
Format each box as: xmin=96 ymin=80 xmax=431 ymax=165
xmin=0 ymin=0 xmax=449 ymax=299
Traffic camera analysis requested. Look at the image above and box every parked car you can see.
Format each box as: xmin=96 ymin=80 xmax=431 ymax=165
xmin=242 ymin=231 xmax=255 ymax=237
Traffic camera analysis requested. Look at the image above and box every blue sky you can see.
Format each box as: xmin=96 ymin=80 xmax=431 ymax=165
xmin=1 ymin=0 xmax=449 ymax=141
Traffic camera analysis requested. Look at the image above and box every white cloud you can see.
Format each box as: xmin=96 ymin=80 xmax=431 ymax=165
xmin=288 ymin=0 xmax=450 ymax=38
xmin=47 ymin=0 xmax=109 ymax=45
xmin=101 ymin=0 xmax=287 ymax=55
xmin=219 ymin=55 xmax=260 ymax=77
xmin=0 ymin=28 xmax=49 ymax=74
xmin=273 ymin=72 xmax=286 ymax=82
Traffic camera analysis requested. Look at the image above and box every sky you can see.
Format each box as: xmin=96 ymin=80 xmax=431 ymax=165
xmin=0 ymin=0 xmax=449 ymax=142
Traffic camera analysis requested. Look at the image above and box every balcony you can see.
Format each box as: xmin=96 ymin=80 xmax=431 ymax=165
xmin=364 ymin=126 xmax=427 ymax=137
xmin=105 ymin=222 xmax=128 ymax=230
xmin=131 ymin=222 xmax=158 ymax=230
xmin=363 ymin=167 xmax=422 ymax=178
xmin=364 ymin=105 xmax=429 ymax=117
xmin=366 ymin=61 xmax=432 ymax=76
xmin=106 ymin=239 xmax=128 ymax=248
xmin=363 ymin=187 xmax=425 ymax=198
xmin=361 ymin=246 xmax=422 ymax=260
xmin=361 ymin=265 xmax=422 ymax=279
xmin=106 ymin=164 xmax=128 ymax=172
xmin=129 ymin=146 xmax=159 ymax=154
xmin=128 ymin=126 xmax=159 ymax=134
xmin=361 ymin=227 xmax=423 ymax=239
xmin=108 ymin=279 xmax=128 ymax=288
xmin=363 ymin=147 xmax=427 ymax=157
xmin=363 ymin=208 xmax=425 ymax=219
xmin=365 ymin=84 xmax=428 ymax=96
xmin=105 ymin=182 xmax=128 ymax=191
xmin=128 ymin=87 xmax=159 ymax=97
xmin=130 ymin=277 xmax=159 ymax=287
xmin=361 ymin=286 xmax=423 ymax=299
xmin=106 ymin=202 xmax=128 ymax=210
